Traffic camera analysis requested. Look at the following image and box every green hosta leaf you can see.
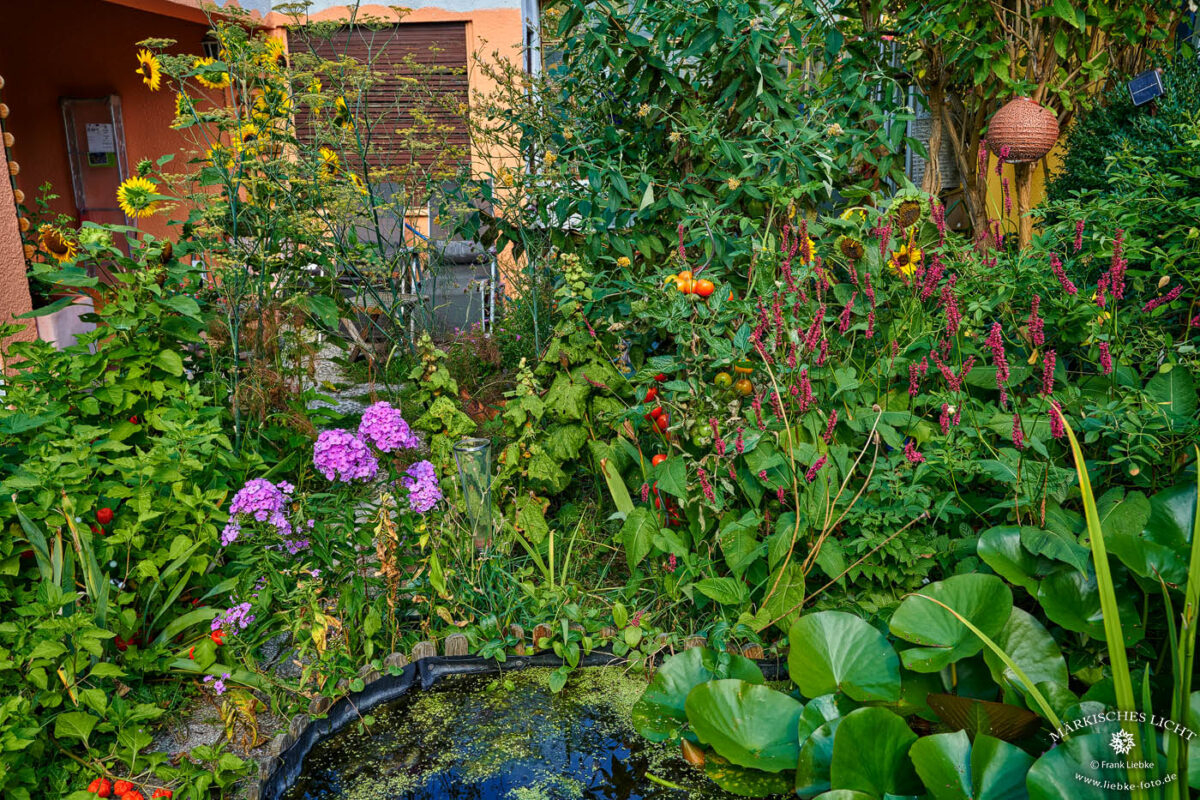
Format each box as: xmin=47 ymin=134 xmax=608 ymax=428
xmin=977 ymin=526 xmax=1054 ymax=592
xmin=788 ymin=611 xmax=900 ymax=702
xmin=631 ymin=648 xmax=763 ymax=742
xmin=829 ymin=707 xmax=920 ymax=796
xmin=686 ymin=680 xmax=803 ymax=772
xmin=889 ymin=575 xmax=1013 ymax=672
xmin=982 ymin=607 xmax=1068 ymax=696
xmin=909 ymin=730 xmax=1034 ymax=800
xmin=621 ymin=507 xmax=658 ymax=571
xmin=1035 ymin=566 xmax=1145 ymax=645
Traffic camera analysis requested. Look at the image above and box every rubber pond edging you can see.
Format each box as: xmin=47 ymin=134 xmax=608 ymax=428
xmin=255 ymin=648 xmax=789 ymax=800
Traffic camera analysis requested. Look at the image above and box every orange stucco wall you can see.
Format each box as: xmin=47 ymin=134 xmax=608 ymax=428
xmin=0 ymin=143 xmax=36 ymax=351
xmin=0 ymin=0 xmax=216 ymax=247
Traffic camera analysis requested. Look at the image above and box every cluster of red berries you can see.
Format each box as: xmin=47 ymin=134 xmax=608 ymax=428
xmin=86 ymin=778 xmax=172 ymax=799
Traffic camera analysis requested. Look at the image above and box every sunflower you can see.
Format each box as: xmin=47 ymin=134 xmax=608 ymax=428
xmin=888 ymin=244 xmax=922 ymax=277
xmin=235 ymin=123 xmax=262 ymax=153
xmin=171 ymin=92 xmax=195 ymax=129
xmin=135 ymin=49 xmax=163 ymax=91
xmin=252 ymin=84 xmax=293 ymax=120
xmin=117 ymin=175 xmax=160 ymax=218
xmin=259 ymin=36 xmax=288 ymax=70
xmin=333 ymin=96 xmax=353 ymax=129
xmin=888 ymin=189 xmax=928 ymax=229
xmin=206 ymin=143 xmax=234 ymax=170
xmin=192 ymin=57 xmax=230 ymax=90
xmin=318 ymin=147 xmax=339 ymax=178
xmin=836 ymin=234 xmax=865 ymax=262
xmin=839 ymin=207 xmax=867 ymax=221
xmin=38 ymin=225 xmax=78 ymax=262
xmin=348 ymin=172 xmax=368 ymax=196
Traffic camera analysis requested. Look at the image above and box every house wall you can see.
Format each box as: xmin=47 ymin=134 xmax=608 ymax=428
xmin=0 ymin=142 xmax=36 ymax=351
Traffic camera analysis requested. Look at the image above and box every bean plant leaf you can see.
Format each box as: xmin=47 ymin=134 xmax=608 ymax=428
xmin=631 ymin=648 xmax=763 ymax=742
xmin=889 ymin=575 xmax=1013 ymax=672
xmin=685 ymin=679 xmax=803 ymax=772
xmin=787 ymin=611 xmax=901 ymax=702
xmin=828 ymin=707 xmax=920 ymax=796
xmin=54 ymin=711 xmax=98 ymax=745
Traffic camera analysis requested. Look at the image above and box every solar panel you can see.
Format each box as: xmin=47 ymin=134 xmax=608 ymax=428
xmin=1128 ymin=69 xmax=1165 ymax=107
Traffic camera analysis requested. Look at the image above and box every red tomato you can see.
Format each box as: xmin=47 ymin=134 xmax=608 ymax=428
xmin=654 ymin=373 xmax=667 ymax=382
xmin=114 ymin=782 xmax=134 ymax=796
xmin=693 ymin=279 xmax=715 ymax=298
xmin=96 ymin=507 xmax=114 ymax=525
xmin=655 ymin=414 xmax=669 ymax=432
xmin=120 ymin=792 xmax=143 ymax=800
xmin=651 ymin=454 xmax=668 ymax=466
xmin=649 ymin=406 xmax=665 ymax=420
xmin=151 ymin=790 xmax=173 ymax=799
xmin=89 ymin=779 xmax=113 ymax=798
xmin=644 ymin=386 xmax=659 ymax=403
xmin=129 ymin=415 xmax=139 ymax=425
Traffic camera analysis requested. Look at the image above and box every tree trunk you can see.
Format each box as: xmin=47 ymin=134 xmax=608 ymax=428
xmin=1013 ymin=161 xmax=1035 ymax=250
xmin=921 ymin=82 xmax=945 ymax=196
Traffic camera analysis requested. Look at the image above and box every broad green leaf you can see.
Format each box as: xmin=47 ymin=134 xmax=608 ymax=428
xmin=796 ymin=718 xmax=840 ymax=796
xmin=631 ymin=648 xmax=763 ymax=742
xmin=154 ymin=349 xmax=184 ymax=376
xmin=54 ymin=711 xmax=98 ymax=745
xmin=1019 ymin=527 xmax=1090 ymax=574
xmin=890 ymin=575 xmax=1013 ymax=672
xmin=695 ymin=577 xmax=749 ymax=606
xmin=1036 ymin=566 xmax=1145 ymax=645
xmin=686 ymin=680 xmax=803 ymax=772
xmin=829 ymin=707 xmax=920 ymax=796
xmin=977 ymin=526 xmax=1053 ymax=592
xmin=621 ymin=507 xmax=658 ymax=571
xmin=1027 ymin=731 xmax=1166 ymax=799
xmin=703 ymin=757 xmax=793 ymax=797
xmin=755 ymin=563 xmax=805 ymax=634
xmin=909 ymin=730 xmax=1034 ymax=800
xmin=788 ymin=611 xmax=900 ymax=702
xmin=982 ymin=608 xmax=1068 ymax=695
xmin=1146 ymin=366 xmax=1197 ymax=426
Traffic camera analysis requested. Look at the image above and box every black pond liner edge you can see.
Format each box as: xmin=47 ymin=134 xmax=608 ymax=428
xmin=257 ymin=649 xmax=788 ymax=800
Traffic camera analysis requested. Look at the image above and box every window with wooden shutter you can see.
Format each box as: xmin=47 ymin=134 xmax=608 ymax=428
xmin=288 ymin=23 xmax=470 ymax=174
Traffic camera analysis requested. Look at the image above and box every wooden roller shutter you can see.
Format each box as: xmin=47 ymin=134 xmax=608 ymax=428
xmin=289 ymin=23 xmax=470 ymax=171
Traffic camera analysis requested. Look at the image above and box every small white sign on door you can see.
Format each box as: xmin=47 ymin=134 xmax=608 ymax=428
xmin=85 ymin=123 xmax=115 ymax=154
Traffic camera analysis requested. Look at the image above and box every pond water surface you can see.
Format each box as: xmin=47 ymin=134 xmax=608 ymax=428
xmin=282 ymin=667 xmax=749 ymax=800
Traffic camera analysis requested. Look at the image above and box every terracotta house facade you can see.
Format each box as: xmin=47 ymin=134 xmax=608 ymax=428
xmin=0 ymin=0 xmax=538 ymax=349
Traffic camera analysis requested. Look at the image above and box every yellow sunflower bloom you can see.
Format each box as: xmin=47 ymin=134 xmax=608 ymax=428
xmin=193 ymin=57 xmax=230 ymax=90
xmin=318 ymin=147 xmax=339 ymax=178
xmin=888 ymin=244 xmax=922 ymax=277
xmin=348 ymin=172 xmax=368 ymax=196
xmin=38 ymin=225 xmax=78 ymax=262
xmin=333 ymin=96 xmax=353 ymax=129
xmin=116 ymin=176 xmax=160 ymax=218
xmin=135 ymin=49 xmax=163 ymax=91
xmin=205 ymin=143 xmax=234 ymax=170
xmin=259 ymin=36 xmax=288 ymax=70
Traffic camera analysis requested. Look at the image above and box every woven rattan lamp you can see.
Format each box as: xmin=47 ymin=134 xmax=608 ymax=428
xmin=987 ymin=97 xmax=1060 ymax=163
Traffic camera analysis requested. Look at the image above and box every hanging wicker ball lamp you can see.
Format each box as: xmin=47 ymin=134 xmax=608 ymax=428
xmin=987 ymin=97 xmax=1059 ymax=163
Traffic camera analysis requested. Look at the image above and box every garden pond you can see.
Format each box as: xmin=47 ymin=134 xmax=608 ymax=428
xmin=280 ymin=667 xmax=756 ymax=800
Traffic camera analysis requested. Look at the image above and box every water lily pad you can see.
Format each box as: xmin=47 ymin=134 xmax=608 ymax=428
xmin=909 ymin=730 xmax=1034 ymax=799
xmin=798 ymin=693 xmax=857 ymax=747
xmin=925 ymin=695 xmax=1042 ymax=742
xmin=632 ymin=648 xmax=764 ymax=742
xmin=1035 ymin=566 xmax=1144 ymax=645
xmin=981 ymin=607 xmax=1068 ymax=695
xmin=977 ymin=526 xmax=1055 ymax=592
xmin=889 ymin=575 xmax=1013 ymax=672
xmin=703 ymin=756 xmax=794 ymax=797
xmin=788 ymin=611 xmax=901 ymax=702
xmin=795 ymin=718 xmax=840 ymax=797
xmin=829 ymin=707 xmax=920 ymax=796
xmin=686 ymin=679 xmax=803 ymax=773
xmin=1027 ymin=730 xmax=1165 ymax=800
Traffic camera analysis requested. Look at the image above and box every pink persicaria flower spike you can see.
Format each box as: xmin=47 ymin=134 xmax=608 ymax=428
xmin=805 ymin=456 xmax=827 ymax=482
xmin=1108 ymin=229 xmax=1127 ymax=300
xmin=787 ymin=342 xmax=797 ymax=369
xmin=640 ymin=483 xmax=650 ymax=503
xmin=940 ymin=275 xmax=961 ymax=335
xmin=1011 ymin=413 xmax=1024 ymax=450
xmin=1027 ymin=295 xmax=1044 ymax=347
xmin=735 ymin=426 xmax=745 ymax=455
xmin=697 ymin=467 xmax=715 ymax=502
xmin=822 ymin=409 xmax=838 ymax=443
xmin=1050 ymin=253 xmax=1077 ymax=296
xmin=985 ymin=322 xmax=1010 ymax=407
xmin=1099 ymin=342 xmax=1113 ymax=375
xmin=1002 ymin=177 xmax=1012 ymax=216
xmin=776 ymin=486 xmax=787 ymax=504
xmin=939 ymin=403 xmax=952 ymax=435
xmin=1074 ymin=220 xmax=1085 ymax=252
xmin=977 ymin=138 xmax=989 ymax=180
xmin=839 ymin=292 xmax=857 ymax=333
xmin=816 ymin=337 xmax=829 ymax=366
xmin=1041 ymin=350 xmax=1056 ymax=396
xmin=751 ymin=393 xmax=765 ymax=430
xmin=770 ymin=391 xmax=784 ymax=419
xmin=903 ymin=440 xmax=925 ymax=464
xmin=1142 ymin=285 xmax=1182 ymax=314
xmin=666 ymin=553 xmax=677 ymax=573
xmin=1050 ymin=400 xmax=1066 ymax=439
xmin=931 ymin=202 xmax=946 ymax=247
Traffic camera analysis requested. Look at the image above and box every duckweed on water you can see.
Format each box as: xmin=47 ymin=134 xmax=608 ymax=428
xmin=282 ymin=667 xmax=752 ymax=800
